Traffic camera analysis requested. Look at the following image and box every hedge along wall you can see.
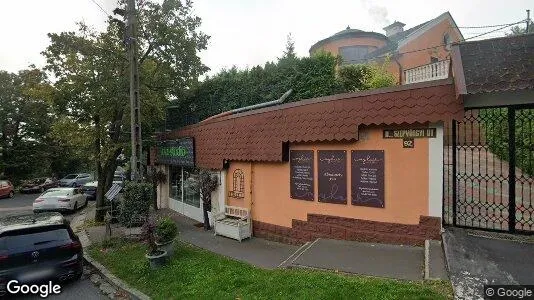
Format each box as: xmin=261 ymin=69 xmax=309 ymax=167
xmin=167 ymin=53 xmax=395 ymax=129
xmin=482 ymin=108 xmax=534 ymax=177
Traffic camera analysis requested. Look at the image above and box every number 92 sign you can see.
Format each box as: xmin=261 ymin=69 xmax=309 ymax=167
xmin=403 ymin=138 xmax=414 ymax=148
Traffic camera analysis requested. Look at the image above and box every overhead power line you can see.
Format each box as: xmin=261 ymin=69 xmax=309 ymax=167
xmin=394 ymin=19 xmax=526 ymax=56
xmin=89 ymin=0 xmax=112 ymax=17
xmin=453 ymin=21 xmax=527 ymax=29
xmin=461 ymin=20 xmax=525 ymax=41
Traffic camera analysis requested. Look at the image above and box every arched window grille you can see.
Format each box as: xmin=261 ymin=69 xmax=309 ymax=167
xmin=228 ymin=169 xmax=245 ymax=198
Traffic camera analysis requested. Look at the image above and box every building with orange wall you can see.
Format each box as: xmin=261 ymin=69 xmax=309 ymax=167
xmin=310 ymin=12 xmax=464 ymax=84
xmin=152 ymin=33 xmax=534 ymax=245
xmin=154 ymin=79 xmax=463 ymax=246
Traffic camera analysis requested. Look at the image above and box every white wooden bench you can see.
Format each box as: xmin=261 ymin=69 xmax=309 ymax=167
xmin=213 ymin=206 xmax=252 ymax=242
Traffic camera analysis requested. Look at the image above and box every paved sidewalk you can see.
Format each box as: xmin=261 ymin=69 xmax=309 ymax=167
xmin=155 ymin=209 xmax=298 ymax=269
xmin=291 ymin=238 xmax=424 ymax=280
xmin=84 ymin=206 xmax=449 ymax=281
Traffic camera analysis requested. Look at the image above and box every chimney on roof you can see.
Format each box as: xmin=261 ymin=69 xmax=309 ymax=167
xmin=383 ymin=21 xmax=406 ymax=37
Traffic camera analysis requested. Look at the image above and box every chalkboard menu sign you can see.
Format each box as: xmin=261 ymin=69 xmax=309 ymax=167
xmin=351 ymin=150 xmax=385 ymax=208
xmin=156 ymin=138 xmax=195 ymax=167
xmin=318 ymin=150 xmax=347 ymax=204
xmin=290 ymin=150 xmax=314 ymax=201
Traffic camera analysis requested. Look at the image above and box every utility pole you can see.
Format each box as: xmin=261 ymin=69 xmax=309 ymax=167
xmin=126 ymin=0 xmax=143 ymax=182
xmin=527 ymin=10 xmax=531 ymax=32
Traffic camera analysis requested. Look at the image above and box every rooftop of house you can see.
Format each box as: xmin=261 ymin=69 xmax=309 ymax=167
xmin=452 ymin=32 xmax=534 ymax=96
xmin=309 ymin=12 xmax=460 ymax=60
xmin=165 ymin=79 xmax=462 ymax=169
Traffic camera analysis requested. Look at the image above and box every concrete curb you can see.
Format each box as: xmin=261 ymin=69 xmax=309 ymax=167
xmin=76 ymin=208 xmax=151 ymax=300
xmin=83 ymin=253 xmax=150 ymax=300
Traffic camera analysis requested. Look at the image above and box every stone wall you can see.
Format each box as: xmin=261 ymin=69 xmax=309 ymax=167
xmin=253 ymin=214 xmax=441 ymax=246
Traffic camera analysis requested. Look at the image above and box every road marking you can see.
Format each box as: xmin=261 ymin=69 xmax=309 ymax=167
xmin=0 ymin=206 xmax=33 ymax=212
xmin=288 ymin=238 xmax=320 ymax=266
xmin=278 ymin=241 xmax=311 ymax=268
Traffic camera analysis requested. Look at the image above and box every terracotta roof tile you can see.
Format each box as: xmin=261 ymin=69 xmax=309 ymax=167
xmin=164 ymin=79 xmax=461 ymax=169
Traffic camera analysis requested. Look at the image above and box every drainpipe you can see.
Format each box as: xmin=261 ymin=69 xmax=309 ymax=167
xmin=392 ymin=54 xmax=403 ymax=84
xmin=200 ymin=89 xmax=293 ymax=123
xmin=232 ymin=89 xmax=293 ymax=114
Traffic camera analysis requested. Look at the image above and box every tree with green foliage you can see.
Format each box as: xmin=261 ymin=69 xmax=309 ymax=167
xmin=42 ymin=0 xmax=209 ymax=221
xmin=282 ymin=33 xmax=296 ymax=59
xmin=337 ymin=62 xmax=396 ymax=92
xmin=0 ymin=68 xmax=87 ymax=184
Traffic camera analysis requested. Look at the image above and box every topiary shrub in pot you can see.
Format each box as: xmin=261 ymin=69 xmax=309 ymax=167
xmin=120 ymin=182 xmax=152 ymax=227
xmin=142 ymin=218 xmax=167 ymax=269
xmin=155 ymin=217 xmax=178 ymax=257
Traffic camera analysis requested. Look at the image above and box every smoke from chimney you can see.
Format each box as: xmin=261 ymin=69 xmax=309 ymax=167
xmin=368 ymin=5 xmax=390 ymax=25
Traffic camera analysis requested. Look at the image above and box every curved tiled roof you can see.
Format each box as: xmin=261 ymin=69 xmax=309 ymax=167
xmin=309 ymin=29 xmax=387 ymax=54
xmin=164 ymin=79 xmax=462 ymax=169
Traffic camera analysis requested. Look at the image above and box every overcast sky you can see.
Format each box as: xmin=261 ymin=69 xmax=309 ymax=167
xmin=0 ymin=0 xmax=531 ymax=75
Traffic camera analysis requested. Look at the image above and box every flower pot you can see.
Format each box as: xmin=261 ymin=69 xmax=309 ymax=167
xmin=156 ymin=239 xmax=175 ymax=257
xmin=145 ymin=250 xmax=167 ymax=269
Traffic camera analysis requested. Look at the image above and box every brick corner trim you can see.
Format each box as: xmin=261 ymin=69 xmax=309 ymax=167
xmin=253 ymin=214 xmax=441 ymax=246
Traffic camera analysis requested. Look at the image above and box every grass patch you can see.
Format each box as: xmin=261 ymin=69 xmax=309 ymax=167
xmin=88 ymin=240 xmax=452 ymax=300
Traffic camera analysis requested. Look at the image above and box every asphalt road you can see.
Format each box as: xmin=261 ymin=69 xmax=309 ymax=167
xmin=0 ymin=192 xmax=36 ymax=216
xmin=0 ymin=193 xmax=106 ymax=299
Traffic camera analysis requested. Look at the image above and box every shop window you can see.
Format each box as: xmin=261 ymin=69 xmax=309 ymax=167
xmin=228 ymin=169 xmax=245 ymax=198
xmin=168 ymin=166 xmax=182 ymax=200
xmin=183 ymin=168 xmax=200 ymax=208
xmin=168 ymin=166 xmax=200 ymax=208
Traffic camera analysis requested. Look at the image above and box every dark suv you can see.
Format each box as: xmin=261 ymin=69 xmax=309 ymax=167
xmin=0 ymin=213 xmax=83 ymax=295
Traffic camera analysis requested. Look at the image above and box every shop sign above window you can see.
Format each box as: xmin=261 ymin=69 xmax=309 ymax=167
xmin=157 ymin=137 xmax=195 ymax=167
xmin=383 ymin=128 xmax=436 ymax=139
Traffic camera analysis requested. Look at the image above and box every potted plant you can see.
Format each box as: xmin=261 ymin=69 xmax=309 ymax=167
xmin=142 ymin=218 xmax=167 ymax=269
xmin=155 ymin=217 xmax=178 ymax=257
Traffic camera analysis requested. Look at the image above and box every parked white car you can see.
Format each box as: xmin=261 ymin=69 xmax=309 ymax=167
xmin=33 ymin=188 xmax=87 ymax=213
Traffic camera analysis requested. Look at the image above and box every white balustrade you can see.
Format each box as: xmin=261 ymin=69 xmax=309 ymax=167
xmin=404 ymin=60 xmax=449 ymax=84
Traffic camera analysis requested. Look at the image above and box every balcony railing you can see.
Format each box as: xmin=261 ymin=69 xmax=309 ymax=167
xmin=403 ymin=60 xmax=450 ymax=84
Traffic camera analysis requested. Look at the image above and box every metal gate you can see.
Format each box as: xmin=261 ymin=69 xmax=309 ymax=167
xmin=443 ymin=106 xmax=534 ymax=234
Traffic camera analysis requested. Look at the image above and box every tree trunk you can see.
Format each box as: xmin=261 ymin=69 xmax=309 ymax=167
xmin=152 ymin=182 xmax=158 ymax=210
xmin=202 ymin=193 xmax=211 ymax=230
xmin=94 ymin=115 xmax=105 ymax=222
xmin=95 ymin=170 xmax=106 ymax=222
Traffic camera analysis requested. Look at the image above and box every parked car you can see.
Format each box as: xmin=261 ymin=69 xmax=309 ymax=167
xmin=19 ymin=177 xmax=58 ymax=194
xmin=81 ymin=181 xmax=97 ymax=201
xmin=0 ymin=180 xmax=14 ymax=199
xmin=0 ymin=212 xmax=83 ymax=295
xmin=58 ymin=173 xmax=92 ymax=187
xmin=33 ymin=188 xmax=87 ymax=213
